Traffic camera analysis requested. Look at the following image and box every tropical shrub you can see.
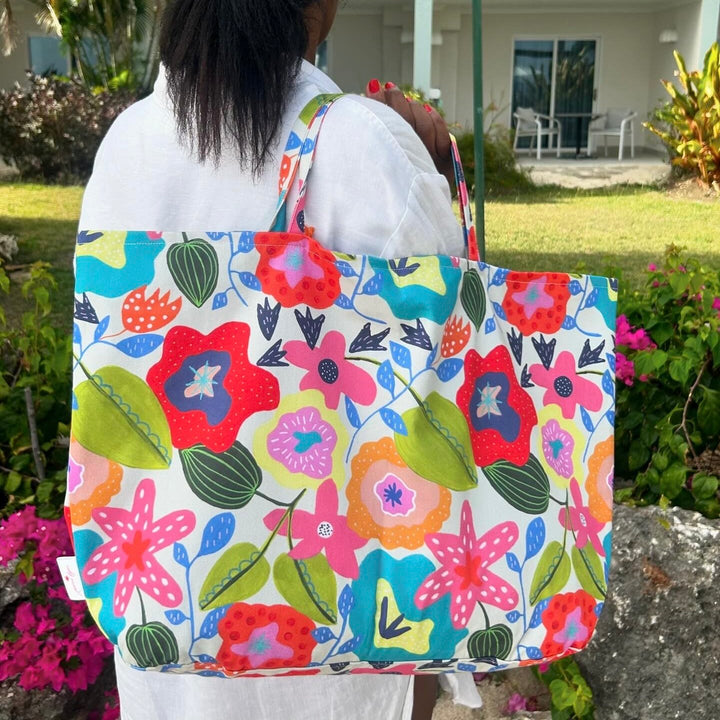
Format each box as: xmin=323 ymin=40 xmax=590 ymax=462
xmin=0 ymin=74 xmax=136 ymax=182
xmin=645 ymin=43 xmax=720 ymax=186
xmin=614 ymin=246 xmax=720 ymax=517
xmin=534 ymin=657 xmax=595 ymax=719
xmin=0 ymin=263 xmax=72 ymax=519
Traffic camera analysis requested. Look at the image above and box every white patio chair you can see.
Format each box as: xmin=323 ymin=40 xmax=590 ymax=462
xmin=512 ymin=107 xmax=562 ymax=160
xmin=588 ymin=108 xmax=637 ymax=161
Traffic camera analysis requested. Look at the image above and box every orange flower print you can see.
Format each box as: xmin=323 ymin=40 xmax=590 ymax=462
xmin=441 ymin=315 xmax=471 ymax=358
xmin=586 ymin=436 xmax=613 ymax=523
xmin=122 ymin=285 xmax=182 ymax=333
xmin=347 ymin=438 xmax=451 ymax=550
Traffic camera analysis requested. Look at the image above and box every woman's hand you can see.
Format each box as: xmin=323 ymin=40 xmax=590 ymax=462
xmin=365 ymin=79 xmax=454 ymax=188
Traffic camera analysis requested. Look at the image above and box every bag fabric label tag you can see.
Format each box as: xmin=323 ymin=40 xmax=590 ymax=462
xmin=57 ymin=556 xmax=85 ymax=601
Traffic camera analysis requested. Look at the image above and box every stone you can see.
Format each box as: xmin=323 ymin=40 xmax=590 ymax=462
xmin=0 ymin=235 xmax=18 ymax=263
xmin=576 ymin=504 xmax=720 ymax=720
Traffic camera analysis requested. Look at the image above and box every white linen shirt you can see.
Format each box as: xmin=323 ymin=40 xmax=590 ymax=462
xmin=80 ymin=60 xmax=473 ymax=720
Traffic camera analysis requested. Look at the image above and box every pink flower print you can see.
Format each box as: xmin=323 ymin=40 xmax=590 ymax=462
xmin=415 ymin=501 xmax=519 ymax=629
xmin=263 ymin=478 xmax=367 ymax=578
xmin=512 ymin=276 xmax=554 ymax=320
xmin=82 ymin=478 xmax=196 ymax=616
xmin=374 ymin=473 xmax=417 ymax=517
xmin=541 ymin=419 xmax=575 ymax=478
xmin=184 ymin=361 xmax=221 ymax=399
xmin=269 ymin=238 xmax=324 ymax=289
xmin=530 ymin=351 xmax=603 ymax=419
xmin=284 ymin=331 xmax=376 ymax=410
xmin=553 ymin=606 xmax=590 ymax=653
xmin=267 ymin=407 xmax=337 ymax=479
xmin=231 ymin=622 xmax=294 ymax=668
xmin=559 ymin=478 xmax=605 ymax=557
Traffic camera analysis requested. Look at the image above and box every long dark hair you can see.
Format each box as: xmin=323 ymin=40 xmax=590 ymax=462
xmin=159 ymin=0 xmax=318 ymax=171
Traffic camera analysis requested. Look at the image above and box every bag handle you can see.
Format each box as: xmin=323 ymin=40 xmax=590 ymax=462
xmin=271 ymin=94 xmax=479 ymax=261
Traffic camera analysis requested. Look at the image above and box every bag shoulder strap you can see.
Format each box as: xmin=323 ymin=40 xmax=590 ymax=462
xmin=270 ymin=93 xmax=478 ymax=261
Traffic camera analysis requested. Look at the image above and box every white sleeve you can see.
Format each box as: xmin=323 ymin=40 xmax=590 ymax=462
xmin=301 ymin=95 xmax=465 ymax=260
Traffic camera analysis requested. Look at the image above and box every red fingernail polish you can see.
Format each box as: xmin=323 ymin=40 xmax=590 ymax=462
xmin=368 ymin=79 xmax=380 ymax=93
xmin=385 ymin=82 xmax=396 ymax=89
xmin=424 ymin=103 xmax=433 ymax=113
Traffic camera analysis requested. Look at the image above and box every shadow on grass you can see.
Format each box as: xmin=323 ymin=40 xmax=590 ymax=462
xmin=484 ymin=184 xmax=660 ymax=205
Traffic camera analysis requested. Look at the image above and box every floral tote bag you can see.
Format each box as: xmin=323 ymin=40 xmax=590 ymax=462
xmin=66 ymin=94 xmax=617 ymax=677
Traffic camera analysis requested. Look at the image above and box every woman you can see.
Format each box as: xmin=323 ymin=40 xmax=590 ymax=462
xmin=79 ymin=1 xmax=477 ymax=718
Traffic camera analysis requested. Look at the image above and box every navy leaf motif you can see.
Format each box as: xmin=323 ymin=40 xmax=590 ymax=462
xmin=257 ymin=339 xmax=288 ymax=367
xmin=199 ymin=605 xmax=231 ymax=639
xmin=390 ymin=341 xmax=413 ymax=368
xmin=507 ymin=328 xmax=523 ymax=365
xmin=349 ymin=323 xmax=390 ymax=353
xmin=257 ymin=298 xmax=281 ymax=341
xmin=198 ymin=513 xmax=236 ymax=557
xmin=295 ymin=307 xmax=325 ymax=349
xmin=77 ymin=231 xmax=103 ymax=245
xmin=521 ymin=364 xmax=534 ymax=388
xmin=399 ymin=320 xmax=432 ymax=351
xmin=115 ymin=334 xmax=164 ymax=358
xmin=578 ymin=339 xmax=606 ymax=368
xmin=389 ymin=257 xmax=420 ymax=277
xmin=377 ymin=596 xmax=411 ymax=639
xmin=74 ymin=293 xmax=99 ymax=323
xmin=531 ymin=335 xmax=556 ymax=370
xmin=345 ymin=397 xmax=362 ymax=429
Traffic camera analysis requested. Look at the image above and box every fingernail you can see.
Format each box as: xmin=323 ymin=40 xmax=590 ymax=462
xmin=424 ymin=103 xmax=433 ymax=113
xmin=368 ymin=79 xmax=380 ymax=93
xmin=385 ymin=81 xmax=396 ymax=89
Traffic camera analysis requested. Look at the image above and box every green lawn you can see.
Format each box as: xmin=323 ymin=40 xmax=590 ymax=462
xmin=1 ymin=181 xmax=719 ymax=331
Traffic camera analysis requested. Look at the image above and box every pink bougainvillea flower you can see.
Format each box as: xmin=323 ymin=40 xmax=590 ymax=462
xmin=615 ymin=351 xmax=635 ymax=386
xmin=559 ymin=478 xmax=605 ymax=556
xmin=415 ymin=500 xmax=519 ymax=629
xmin=540 ymin=590 xmax=598 ymax=658
xmin=530 ymin=351 xmax=603 ymax=419
xmin=82 ymin=478 xmax=196 ymax=616
xmin=264 ymin=478 xmax=367 ymax=578
xmin=284 ymin=331 xmax=376 ymax=410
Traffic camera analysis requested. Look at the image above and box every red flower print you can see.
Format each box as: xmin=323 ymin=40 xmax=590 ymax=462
xmin=122 ymin=285 xmax=182 ymax=333
xmin=501 ymin=272 xmax=571 ymax=336
xmin=457 ymin=346 xmax=537 ymax=467
xmin=264 ymin=479 xmax=367 ymax=578
xmin=82 ymin=478 xmax=195 ymax=616
xmin=560 ymin=478 xmax=606 ymax=557
xmin=217 ymin=603 xmax=317 ymax=672
xmin=530 ymin=351 xmax=603 ymax=420
xmin=254 ymin=232 xmax=341 ymax=309
xmin=415 ymin=500 xmax=519 ymax=629
xmin=540 ymin=590 xmax=598 ymax=658
xmin=147 ymin=322 xmax=279 ymax=452
xmin=284 ymin=331 xmax=376 ymax=410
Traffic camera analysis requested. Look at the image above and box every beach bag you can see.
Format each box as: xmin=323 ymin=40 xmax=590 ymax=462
xmin=66 ymin=94 xmax=617 ymax=677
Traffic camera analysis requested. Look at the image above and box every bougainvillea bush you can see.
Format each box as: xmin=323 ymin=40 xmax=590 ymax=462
xmin=0 ymin=506 xmax=118 ymax=717
xmin=614 ymin=246 xmax=720 ymax=517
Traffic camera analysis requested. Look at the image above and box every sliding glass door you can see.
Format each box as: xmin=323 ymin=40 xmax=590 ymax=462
xmin=512 ymin=38 xmax=597 ymax=151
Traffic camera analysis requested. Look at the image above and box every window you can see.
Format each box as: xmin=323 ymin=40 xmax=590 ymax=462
xmin=512 ymin=38 xmax=597 ymax=150
xmin=28 ymin=36 xmax=69 ymax=76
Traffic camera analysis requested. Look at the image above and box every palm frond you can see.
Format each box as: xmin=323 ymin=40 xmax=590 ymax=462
xmin=1 ymin=0 xmax=17 ymax=57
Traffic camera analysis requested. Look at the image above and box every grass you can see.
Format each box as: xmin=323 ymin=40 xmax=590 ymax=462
xmin=1 ymin=181 xmax=719 ymax=331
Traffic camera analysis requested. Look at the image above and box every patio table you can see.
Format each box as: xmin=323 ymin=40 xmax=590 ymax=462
xmin=554 ymin=112 xmax=602 ymax=158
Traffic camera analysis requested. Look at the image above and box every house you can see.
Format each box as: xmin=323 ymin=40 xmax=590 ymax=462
xmin=3 ymin=0 xmax=720 ymax=153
